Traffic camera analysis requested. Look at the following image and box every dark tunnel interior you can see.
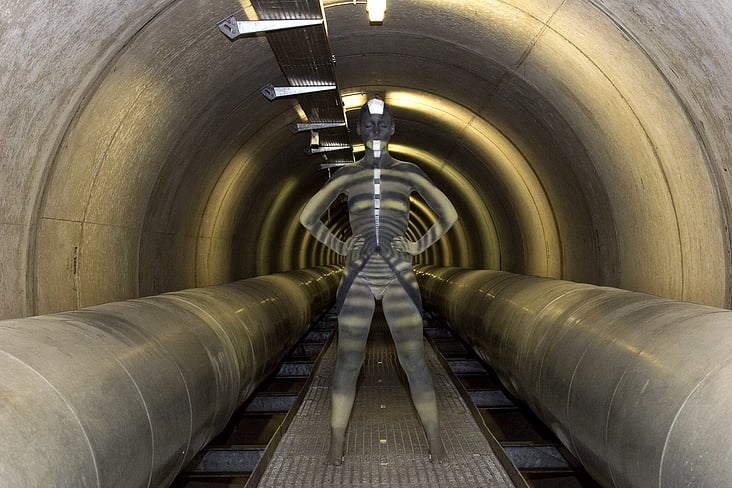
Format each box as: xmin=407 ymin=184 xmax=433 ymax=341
xmin=3 ymin=2 xmax=732 ymax=486
xmin=3 ymin=0 xmax=731 ymax=320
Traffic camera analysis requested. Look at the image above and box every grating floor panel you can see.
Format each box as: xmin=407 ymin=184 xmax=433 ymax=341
xmin=255 ymin=313 xmax=518 ymax=487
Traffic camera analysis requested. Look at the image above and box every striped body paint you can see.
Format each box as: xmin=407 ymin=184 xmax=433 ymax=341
xmin=300 ymin=100 xmax=457 ymax=465
xmin=373 ymin=166 xmax=381 ymax=249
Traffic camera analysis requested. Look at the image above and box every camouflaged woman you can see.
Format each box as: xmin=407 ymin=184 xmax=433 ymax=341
xmin=300 ymin=98 xmax=457 ymax=464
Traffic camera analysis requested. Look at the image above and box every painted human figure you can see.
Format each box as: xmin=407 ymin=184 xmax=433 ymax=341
xmin=300 ymin=98 xmax=457 ymax=464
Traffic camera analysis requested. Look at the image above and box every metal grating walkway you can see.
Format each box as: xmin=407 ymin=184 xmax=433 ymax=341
xmin=255 ymin=311 xmax=519 ymax=487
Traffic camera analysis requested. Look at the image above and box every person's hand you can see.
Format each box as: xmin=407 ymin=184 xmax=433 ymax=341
xmin=390 ymin=236 xmax=418 ymax=255
xmin=345 ymin=234 xmax=363 ymax=258
xmin=346 ymin=234 xmax=377 ymax=261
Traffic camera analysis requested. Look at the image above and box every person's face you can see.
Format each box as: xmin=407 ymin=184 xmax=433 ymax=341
xmin=357 ymin=110 xmax=395 ymax=147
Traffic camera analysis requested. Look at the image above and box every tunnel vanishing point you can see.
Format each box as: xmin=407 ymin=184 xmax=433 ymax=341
xmin=2 ymin=0 xmax=732 ymax=486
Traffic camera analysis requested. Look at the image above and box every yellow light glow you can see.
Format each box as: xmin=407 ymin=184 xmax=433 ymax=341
xmin=257 ymin=177 xmax=299 ymax=275
xmin=331 ymin=88 xmax=559 ymax=275
xmin=238 ymin=0 xmax=259 ymax=20
xmin=341 ymin=92 xmax=368 ymax=111
xmin=367 ymin=0 xmax=386 ymax=23
xmin=365 ymin=89 xmax=559 ymax=275
xmin=294 ymin=104 xmax=307 ymax=122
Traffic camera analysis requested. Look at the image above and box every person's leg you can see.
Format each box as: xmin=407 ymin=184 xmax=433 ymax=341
xmin=382 ymin=283 xmax=446 ymax=462
xmin=328 ymin=278 xmax=375 ymax=465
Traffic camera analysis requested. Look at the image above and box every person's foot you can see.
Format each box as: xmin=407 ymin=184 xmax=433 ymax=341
xmin=326 ymin=431 xmax=345 ymax=465
xmin=428 ymin=434 xmax=447 ymax=463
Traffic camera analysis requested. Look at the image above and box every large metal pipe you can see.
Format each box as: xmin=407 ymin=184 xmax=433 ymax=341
xmin=0 ymin=266 xmax=340 ymax=487
xmin=416 ymin=266 xmax=732 ymax=488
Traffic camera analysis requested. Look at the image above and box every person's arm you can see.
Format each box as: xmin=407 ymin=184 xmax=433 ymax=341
xmin=392 ymin=165 xmax=457 ymax=255
xmin=300 ymin=172 xmax=351 ymax=256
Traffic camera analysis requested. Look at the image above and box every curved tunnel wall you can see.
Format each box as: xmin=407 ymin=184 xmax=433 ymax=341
xmin=1 ymin=3 xmax=731 ymax=314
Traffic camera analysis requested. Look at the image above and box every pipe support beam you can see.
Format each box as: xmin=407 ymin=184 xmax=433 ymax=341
xmin=416 ymin=266 xmax=732 ymax=488
xmin=0 ymin=266 xmax=340 ymax=487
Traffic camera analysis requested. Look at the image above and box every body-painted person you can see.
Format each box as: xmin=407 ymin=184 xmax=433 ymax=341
xmin=300 ymin=98 xmax=457 ymax=464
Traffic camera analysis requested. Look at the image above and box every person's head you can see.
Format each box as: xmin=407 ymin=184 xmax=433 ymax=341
xmin=356 ymin=98 xmax=395 ymax=149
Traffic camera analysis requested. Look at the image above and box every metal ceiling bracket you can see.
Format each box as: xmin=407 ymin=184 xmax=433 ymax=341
xmin=320 ymin=161 xmax=354 ymax=170
xmin=288 ymin=121 xmax=347 ymax=134
xmin=217 ymin=16 xmax=324 ymax=40
xmin=305 ymin=144 xmax=351 ymax=155
xmin=261 ymin=83 xmax=337 ymax=101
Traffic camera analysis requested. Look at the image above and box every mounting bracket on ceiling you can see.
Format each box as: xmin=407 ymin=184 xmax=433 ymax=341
xmin=288 ymin=121 xmax=347 ymax=134
xmin=305 ymin=144 xmax=352 ymax=155
xmin=217 ymin=16 xmax=323 ymax=40
xmin=320 ymin=161 xmax=354 ymax=170
xmin=261 ymin=83 xmax=337 ymax=101
xmin=217 ymin=2 xmax=352 ymax=168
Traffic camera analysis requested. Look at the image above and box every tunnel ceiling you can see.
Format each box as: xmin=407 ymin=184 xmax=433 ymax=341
xmin=2 ymin=0 xmax=732 ymax=319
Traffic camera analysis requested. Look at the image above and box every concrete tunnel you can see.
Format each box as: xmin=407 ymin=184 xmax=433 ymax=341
xmin=2 ymin=0 xmax=732 ymax=486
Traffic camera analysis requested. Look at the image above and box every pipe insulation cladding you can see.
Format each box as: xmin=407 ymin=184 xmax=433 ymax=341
xmin=416 ymin=266 xmax=732 ymax=488
xmin=0 ymin=266 xmax=340 ymax=487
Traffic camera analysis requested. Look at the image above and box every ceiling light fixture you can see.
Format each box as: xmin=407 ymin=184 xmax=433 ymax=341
xmin=324 ymin=1 xmax=386 ymax=25
xmin=366 ymin=0 xmax=386 ymax=23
